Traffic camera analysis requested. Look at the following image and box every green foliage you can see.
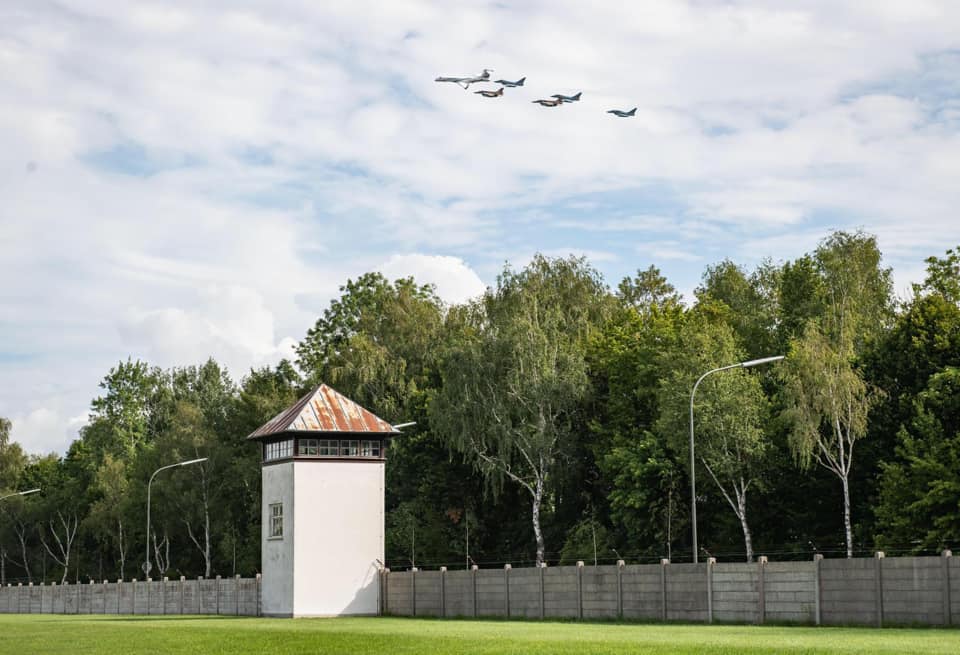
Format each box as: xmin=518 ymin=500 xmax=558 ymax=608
xmin=432 ymin=255 xmax=609 ymax=563
xmin=876 ymin=368 xmax=960 ymax=550
xmin=558 ymin=519 xmax=613 ymax=565
xmin=617 ymin=265 xmax=681 ymax=311
xmin=915 ymin=245 xmax=960 ymax=303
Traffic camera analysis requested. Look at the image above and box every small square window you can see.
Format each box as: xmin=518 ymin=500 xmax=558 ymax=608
xmin=361 ymin=440 xmax=381 ymax=457
xmin=341 ymin=440 xmax=359 ymax=456
xmin=299 ymin=438 xmax=319 ymax=456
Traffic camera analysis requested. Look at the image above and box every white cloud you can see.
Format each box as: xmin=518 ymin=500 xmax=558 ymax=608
xmin=378 ymin=254 xmax=486 ymax=305
xmin=118 ymin=285 xmax=298 ymax=378
xmin=2 ymin=1 xmax=959 ymax=453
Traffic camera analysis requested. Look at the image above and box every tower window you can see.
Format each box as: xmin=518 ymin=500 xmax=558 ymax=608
xmin=298 ymin=439 xmax=319 ymax=456
xmin=264 ymin=439 xmax=294 ymax=461
xmin=319 ymin=439 xmax=339 ymax=455
xmin=269 ymin=503 xmax=283 ymax=539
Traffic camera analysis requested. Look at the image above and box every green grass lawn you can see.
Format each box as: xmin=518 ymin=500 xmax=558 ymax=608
xmin=2 ymin=615 xmax=959 ymax=654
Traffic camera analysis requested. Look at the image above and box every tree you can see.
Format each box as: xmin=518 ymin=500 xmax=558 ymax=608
xmin=589 ymin=281 xmax=686 ymax=559
xmin=875 ymin=368 xmax=960 ymax=551
xmin=0 ymin=417 xmax=26 ymax=490
xmin=432 ymin=255 xmax=609 ymax=565
xmin=915 ymin=245 xmax=960 ymax=303
xmin=85 ymin=455 xmax=131 ymax=579
xmin=658 ymin=315 xmax=770 ymax=562
xmin=780 ymin=231 xmax=892 ymax=558
xmin=696 ymin=260 xmax=781 ymax=359
xmin=85 ymin=360 xmax=168 ymax=461
xmin=618 ymin=265 xmax=681 ymax=311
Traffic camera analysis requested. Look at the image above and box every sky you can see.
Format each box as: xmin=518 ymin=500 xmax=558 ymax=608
xmin=2 ymin=1 xmax=960 ymax=456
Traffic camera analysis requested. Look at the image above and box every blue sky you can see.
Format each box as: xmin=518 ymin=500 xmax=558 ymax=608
xmin=2 ymin=1 xmax=960 ymax=454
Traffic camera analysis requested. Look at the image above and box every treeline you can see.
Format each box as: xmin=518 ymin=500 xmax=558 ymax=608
xmin=1 ymin=231 xmax=958 ymax=583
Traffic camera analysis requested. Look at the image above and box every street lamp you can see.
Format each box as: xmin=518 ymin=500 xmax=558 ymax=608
xmin=689 ymin=355 xmax=784 ymax=563
xmin=0 ymin=488 xmax=40 ymax=503
xmin=143 ymin=458 xmax=207 ymax=577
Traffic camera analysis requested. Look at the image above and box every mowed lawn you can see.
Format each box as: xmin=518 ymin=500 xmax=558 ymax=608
xmin=2 ymin=615 xmax=960 ymax=655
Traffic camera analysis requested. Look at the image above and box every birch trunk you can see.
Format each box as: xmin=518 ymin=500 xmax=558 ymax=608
xmin=16 ymin=528 xmax=32 ymax=583
xmin=842 ymin=473 xmax=853 ymax=558
xmin=531 ymin=476 xmax=545 ymax=566
xmin=737 ymin=491 xmax=754 ymax=563
xmin=39 ymin=511 xmax=78 ymax=584
xmin=117 ymin=518 xmax=126 ymax=580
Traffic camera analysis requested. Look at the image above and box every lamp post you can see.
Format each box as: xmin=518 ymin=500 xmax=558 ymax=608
xmin=143 ymin=458 xmax=207 ymax=577
xmin=689 ymin=355 xmax=784 ymax=563
xmin=0 ymin=488 xmax=40 ymax=503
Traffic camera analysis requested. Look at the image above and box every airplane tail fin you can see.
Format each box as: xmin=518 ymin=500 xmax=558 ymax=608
xmin=573 ymin=92 xmax=582 ymax=101
xmin=628 ymin=108 xmax=637 ymax=116
xmin=517 ymin=77 xmax=526 ymax=86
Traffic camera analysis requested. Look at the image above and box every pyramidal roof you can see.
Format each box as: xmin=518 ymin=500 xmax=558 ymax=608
xmin=247 ymin=383 xmax=398 ymax=439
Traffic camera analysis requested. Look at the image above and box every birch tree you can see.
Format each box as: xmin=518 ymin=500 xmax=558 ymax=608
xmin=658 ymin=316 xmax=770 ymax=562
xmin=39 ymin=510 xmax=79 ymax=584
xmin=86 ymin=455 xmax=131 ymax=580
xmin=780 ymin=231 xmax=891 ymax=558
xmin=432 ymin=255 xmax=608 ymax=565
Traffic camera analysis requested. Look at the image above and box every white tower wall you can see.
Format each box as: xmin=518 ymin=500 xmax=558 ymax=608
xmin=292 ymin=460 xmax=384 ymax=616
xmin=261 ymin=462 xmax=295 ymax=616
xmin=260 ymin=458 xmax=384 ymax=617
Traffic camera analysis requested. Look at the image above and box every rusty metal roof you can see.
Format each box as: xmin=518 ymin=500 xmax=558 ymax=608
xmin=247 ymin=383 xmax=398 ymax=439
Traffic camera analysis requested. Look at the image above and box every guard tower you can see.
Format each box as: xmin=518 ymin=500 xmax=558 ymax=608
xmin=247 ymin=384 xmax=397 ymax=617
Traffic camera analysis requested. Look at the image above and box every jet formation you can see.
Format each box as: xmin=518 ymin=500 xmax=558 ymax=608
xmin=434 ymin=69 xmax=636 ymax=117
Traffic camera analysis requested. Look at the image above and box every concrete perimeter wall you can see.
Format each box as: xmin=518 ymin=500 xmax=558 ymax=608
xmin=383 ymin=552 xmax=958 ymax=628
xmin=0 ymin=575 xmax=261 ymax=616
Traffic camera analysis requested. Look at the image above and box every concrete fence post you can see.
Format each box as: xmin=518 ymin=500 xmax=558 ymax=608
xmin=117 ymin=579 xmax=122 ymax=615
xmin=162 ymin=577 xmax=168 ymax=615
xmin=943 ymin=550 xmax=952 ymax=626
xmin=257 ymin=573 xmax=262 ymax=617
xmin=17 ymin=582 xmax=21 ymax=614
xmin=380 ymin=568 xmax=389 ymax=615
xmin=576 ymin=561 xmax=585 ymax=620
xmin=439 ymin=567 xmax=447 ymax=617
xmin=875 ymin=551 xmax=885 ymax=628
xmin=235 ymin=574 xmax=241 ymax=616
xmin=147 ymin=577 xmax=152 ymax=616
xmin=411 ymin=567 xmax=417 ymax=617
xmin=758 ymin=556 xmax=768 ymax=625
xmin=707 ymin=557 xmax=716 ymax=624
xmin=813 ymin=554 xmax=823 ymax=626
xmin=504 ymin=564 xmax=511 ymax=618
xmin=538 ymin=563 xmax=546 ymax=620
xmin=660 ymin=559 xmax=669 ymax=621
xmin=471 ymin=565 xmax=478 ymax=618
xmin=179 ymin=576 xmax=185 ymax=615
xmin=216 ymin=575 xmax=222 ymax=615
xmin=617 ymin=560 xmax=625 ymax=620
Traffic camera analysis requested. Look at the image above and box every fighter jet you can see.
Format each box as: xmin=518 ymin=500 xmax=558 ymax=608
xmin=607 ymin=107 xmax=637 ymax=117
xmin=494 ymin=77 xmax=526 ymax=87
xmin=474 ymin=88 xmax=504 ymax=98
xmin=531 ymin=98 xmax=564 ymax=107
xmin=551 ymin=92 xmax=582 ymax=103
xmin=434 ymin=69 xmax=493 ymax=89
